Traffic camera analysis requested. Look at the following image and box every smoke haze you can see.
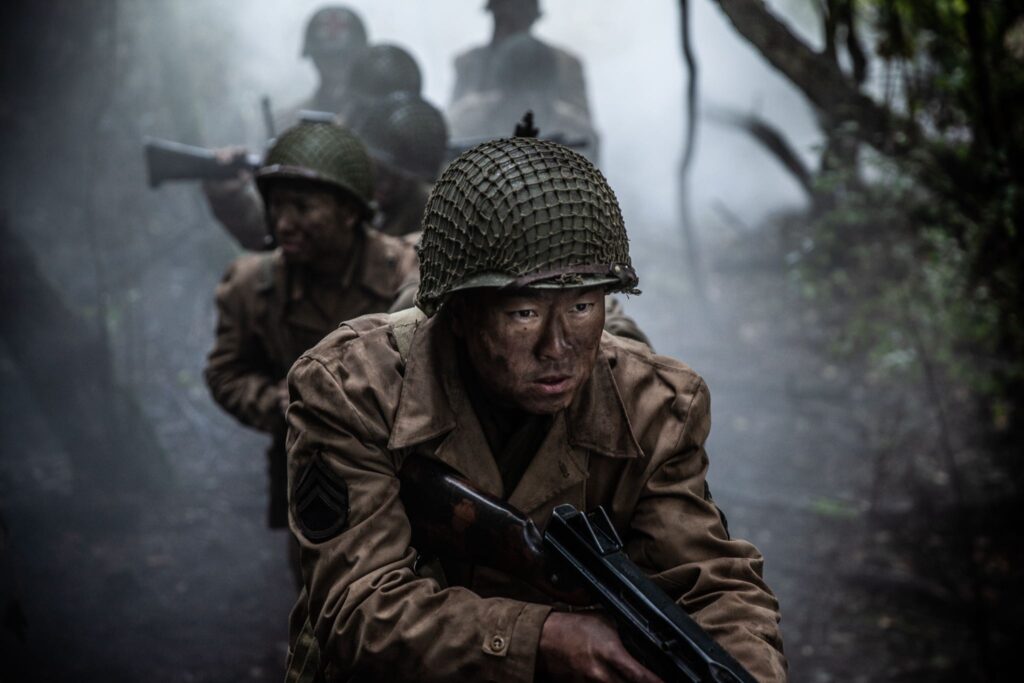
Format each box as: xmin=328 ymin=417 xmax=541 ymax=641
xmin=1 ymin=2 xmax=855 ymax=680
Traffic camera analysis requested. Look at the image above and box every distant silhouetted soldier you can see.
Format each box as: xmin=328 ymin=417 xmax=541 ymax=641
xmin=449 ymin=33 xmax=599 ymax=163
xmin=450 ymin=0 xmax=591 ymax=118
xmin=338 ymin=43 xmax=424 ymax=131
xmin=278 ymin=5 xmax=369 ymax=128
xmin=355 ymin=92 xmax=449 ymax=237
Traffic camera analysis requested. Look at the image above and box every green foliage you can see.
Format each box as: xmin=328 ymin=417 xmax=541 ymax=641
xmin=810 ymin=496 xmax=861 ymax=519
xmin=793 ymin=161 xmax=1019 ymax=398
xmin=790 ymin=0 xmax=1024 ymax=436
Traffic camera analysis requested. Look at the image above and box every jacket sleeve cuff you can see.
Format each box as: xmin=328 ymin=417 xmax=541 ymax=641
xmin=489 ymin=602 xmax=551 ymax=683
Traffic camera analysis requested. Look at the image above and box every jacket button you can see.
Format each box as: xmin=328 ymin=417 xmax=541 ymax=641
xmin=490 ymin=635 xmax=506 ymax=652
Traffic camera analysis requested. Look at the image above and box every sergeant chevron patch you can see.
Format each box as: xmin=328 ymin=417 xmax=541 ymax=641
xmin=293 ymin=453 xmax=349 ymax=543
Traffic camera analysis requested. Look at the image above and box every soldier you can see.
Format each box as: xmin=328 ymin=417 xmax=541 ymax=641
xmin=204 ymin=121 xmax=417 ymax=585
xmin=363 ymin=91 xmax=643 ymax=345
xmin=450 ymin=0 xmax=591 ymax=118
xmin=356 ymin=92 xmax=448 ymax=237
xmin=449 ymin=32 xmax=600 ymax=164
xmin=283 ymin=138 xmax=785 ymax=681
xmin=283 ymin=5 xmax=369 ymax=127
xmin=338 ymin=43 xmax=424 ymax=132
xmin=201 ymin=6 xmax=370 ymax=251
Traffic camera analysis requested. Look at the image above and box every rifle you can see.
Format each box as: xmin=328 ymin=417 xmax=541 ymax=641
xmin=445 ymin=110 xmax=591 ymax=162
xmin=142 ymin=137 xmax=260 ymax=188
xmin=261 ymin=95 xmax=276 ymax=140
xmin=398 ymin=456 xmax=757 ymax=683
xmin=445 ymin=131 xmax=590 ymax=162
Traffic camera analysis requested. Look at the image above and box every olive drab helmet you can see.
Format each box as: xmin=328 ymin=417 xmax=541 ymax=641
xmin=415 ymin=137 xmax=639 ymax=316
xmin=302 ymin=6 xmax=368 ymax=58
xmin=358 ymin=92 xmax=449 ymax=182
xmin=486 ymin=0 xmax=541 ymax=23
xmin=348 ymin=44 xmax=423 ymax=99
xmin=255 ymin=121 xmax=374 ymax=216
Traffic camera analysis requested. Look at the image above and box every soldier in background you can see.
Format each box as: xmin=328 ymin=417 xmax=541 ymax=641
xmin=450 ymin=0 xmax=591 ymax=118
xmin=356 ymin=92 xmax=449 ymax=238
xmin=204 ymin=121 xmax=417 ymax=586
xmin=203 ymin=43 xmax=430 ymax=252
xmin=339 ymin=44 xmax=425 ymax=132
xmin=201 ymin=5 xmax=370 ymax=251
xmin=449 ymin=33 xmax=600 ymax=164
xmin=279 ymin=5 xmax=369 ymax=128
xmin=201 ymin=155 xmax=272 ymax=252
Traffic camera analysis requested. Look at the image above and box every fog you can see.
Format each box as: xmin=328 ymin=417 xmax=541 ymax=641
xmin=2 ymin=1 xmax=867 ymax=681
xmin=153 ymin=0 xmax=819 ymax=241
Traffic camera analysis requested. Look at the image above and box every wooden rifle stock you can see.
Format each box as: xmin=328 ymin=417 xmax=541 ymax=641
xmin=142 ymin=137 xmax=260 ymax=188
xmin=398 ymin=456 xmax=591 ymax=605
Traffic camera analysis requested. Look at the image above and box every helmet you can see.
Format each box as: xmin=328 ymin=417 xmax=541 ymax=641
xmin=255 ymin=121 xmax=374 ymax=215
xmin=348 ymin=44 xmax=423 ymax=99
xmin=486 ymin=0 xmax=540 ymax=24
xmin=357 ymin=92 xmax=449 ymax=182
xmin=302 ymin=6 xmax=368 ymax=58
xmin=415 ymin=137 xmax=638 ymax=316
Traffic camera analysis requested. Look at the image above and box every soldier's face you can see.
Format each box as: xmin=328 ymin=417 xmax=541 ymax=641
xmin=268 ymin=183 xmax=360 ymax=267
xmin=452 ymin=286 xmax=606 ymax=415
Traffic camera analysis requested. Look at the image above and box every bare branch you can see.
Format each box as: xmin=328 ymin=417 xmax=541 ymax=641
xmin=841 ymin=0 xmax=869 ymax=85
xmin=677 ymin=0 xmax=707 ymax=304
xmin=707 ymin=106 xmax=815 ymax=197
xmin=712 ymin=0 xmax=920 ymax=155
xmin=823 ymin=0 xmax=839 ymax=63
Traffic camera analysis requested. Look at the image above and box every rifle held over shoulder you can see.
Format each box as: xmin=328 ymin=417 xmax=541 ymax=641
xmin=398 ymin=456 xmax=757 ymax=683
xmin=142 ymin=137 xmax=260 ymax=188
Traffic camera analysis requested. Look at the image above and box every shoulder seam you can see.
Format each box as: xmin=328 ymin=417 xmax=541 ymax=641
xmin=605 ymin=336 xmax=700 ymax=377
xmin=295 ymin=355 xmax=373 ymax=438
xmin=299 ymin=315 xmax=393 ymax=366
xmin=679 ymin=379 xmax=707 ymax=436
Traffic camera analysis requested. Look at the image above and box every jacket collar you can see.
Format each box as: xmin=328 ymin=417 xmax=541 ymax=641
xmin=270 ymin=227 xmax=398 ymax=303
xmin=388 ymin=317 xmax=644 ymax=504
xmin=565 ymin=335 xmax=645 ymax=460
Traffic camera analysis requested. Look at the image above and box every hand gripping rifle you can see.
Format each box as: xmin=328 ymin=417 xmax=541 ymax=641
xmin=398 ymin=456 xmax=757 ymax=683
xmin=143 ymin=96 xmax=281 ymax=189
